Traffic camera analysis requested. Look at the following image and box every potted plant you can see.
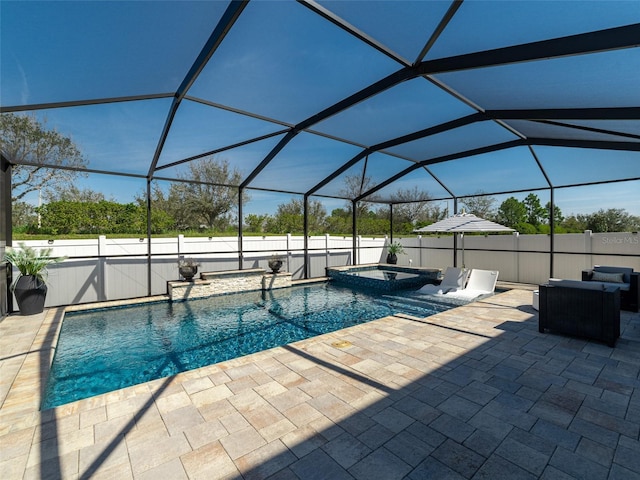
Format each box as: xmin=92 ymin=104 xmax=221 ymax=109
xmin=386 ymin=241 xmax=405 ymax=264
xmin=178 ymin=257 xmax=199 ymax=281
xmin=3 ymin=242 xmax=66 ymax=315
xmin=268 ymin=254 xmax=283 ymax=273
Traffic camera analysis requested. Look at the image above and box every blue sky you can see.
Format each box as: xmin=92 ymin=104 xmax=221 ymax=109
xmin=2 ymin=1 xmax=639 ymax=219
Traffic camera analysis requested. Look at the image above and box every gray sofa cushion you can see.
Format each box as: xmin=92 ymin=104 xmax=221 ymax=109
xmin=548 ymin=278 xmax=606 ymax=290
xmin=595 ymin=281 xmax=629 ymax=291
xmin=594 ymin=266 xmax=632 ymax=283
xmin=592 ymin=271 xmax=625 ymax=283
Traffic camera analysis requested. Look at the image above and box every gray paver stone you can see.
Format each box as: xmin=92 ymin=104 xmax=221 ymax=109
xmin=549 ymin=446 xmax=609 ymax=480
xmin=432 ymin=439 xmax=485 ymax=478
xmin=290 ymin=449 xmax=352 ymax=480
xmin=321 ymin=432 xmax=371 ymax=469
xmin=471 ymin=454 xmax=536 ymax=480
xmin=494 ymin=438 xmax=550 ymax=476
xmin=430 ymin=413 xmax=476 ymax=443
xmin=409 ymin=457 xmax=465 ymax=480
xmin=348 ymin=447 xmax=412 ymax=480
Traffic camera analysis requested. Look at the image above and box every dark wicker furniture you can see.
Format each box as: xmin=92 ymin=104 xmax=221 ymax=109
xmin=582 ymin=266 xmax=639 ymax=312
xmin=539 ymin=280 xmax=620 ymax=347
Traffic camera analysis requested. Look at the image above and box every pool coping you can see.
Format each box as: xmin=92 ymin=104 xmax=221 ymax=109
xmin=0 ymin=281 xmax=517 ymax=423
xmin=2 ymin=288 xmax=640 ymax=479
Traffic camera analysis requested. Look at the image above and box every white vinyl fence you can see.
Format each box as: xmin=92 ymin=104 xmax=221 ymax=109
xmin=8 ymin=231 xmax=639 ymax=308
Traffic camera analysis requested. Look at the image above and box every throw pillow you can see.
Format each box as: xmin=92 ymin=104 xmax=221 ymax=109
xmin=591 ymin=271 xmax=625 ymax=283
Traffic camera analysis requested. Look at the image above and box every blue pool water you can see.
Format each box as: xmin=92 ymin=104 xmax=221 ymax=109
xmin=43 ymin=283 xmax=452 ymax=409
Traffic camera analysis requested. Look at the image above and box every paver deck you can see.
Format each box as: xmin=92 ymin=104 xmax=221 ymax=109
xmin=1 ymin=289 xmax=639 ymax=479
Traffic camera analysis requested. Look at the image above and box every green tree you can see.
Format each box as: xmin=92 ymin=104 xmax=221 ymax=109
xmin=265 ymin=199 xmax=326 ymax=234
xmin=412 ymin=203 xmax=449 ymax=231
xmin=516 ymin=222 xmax=537 ymax=234
xmin=356 ymin=210 xmax=390 ymax=235
xmin=45 ymin=185 xmax=106 ymax=203
xmin=496 ymin=197 xmax=526 ymax=229
xmin=460 ymin=192 xmax=496 ymax=219
xmin=326 ymin=208 xmax=351 ymax=234
xmin=560 ymin=215 xmax=587 ymax=232
xmin=543 ymin=201 xmax=564 ymax=226
xmin=136 ymin=183 xmax=178 ymax=233
xmin=244 ymin=214 xmax=269 ymax=233
xmin=579 ymin=208 xmax=640 ymax=233
xmin=37 ymin=200 xmax=148 ymax=235
xmin=0 ymin=113 xmax=88 ymax=202
xmin=11 ymin=201 xmax=37 ymax=231
xmin=167 ymin=157 xmax=247 ymax=231
xmin=340 ymin=174 xmax=378 ymax=218
xmin=523 ymin=193 xmax=545 ymax=226
xmin=389 ymin=187 xmax=432 ymax=226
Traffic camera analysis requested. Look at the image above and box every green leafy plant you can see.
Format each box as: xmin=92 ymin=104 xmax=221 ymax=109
xmin=387 ymin=242 xmax=405 ymax=255
xmin=3 ymin=242 xmax=66 ymax=289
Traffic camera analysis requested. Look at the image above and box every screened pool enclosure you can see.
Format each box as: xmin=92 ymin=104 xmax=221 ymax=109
xmin=1 ymin=1 xmax=639 ymax=313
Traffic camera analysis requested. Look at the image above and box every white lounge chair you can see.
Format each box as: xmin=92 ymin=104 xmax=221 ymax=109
xmin=418 ymin=267 xmax=469 ymax=295
xmin=444 ymin=269 xmax=499 ymax=301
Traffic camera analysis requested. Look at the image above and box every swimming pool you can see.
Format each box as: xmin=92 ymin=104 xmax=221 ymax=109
xmin=42 ymin=283 xmax=452 ymax=409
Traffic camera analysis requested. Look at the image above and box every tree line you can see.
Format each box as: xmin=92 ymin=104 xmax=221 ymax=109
xmin=13 ymin=187 xmax=639 ymax=237
xmin=3 ymin=113 xmax=639 ymax=237
xmin=459 ymin=193 xmax=639 ymax=234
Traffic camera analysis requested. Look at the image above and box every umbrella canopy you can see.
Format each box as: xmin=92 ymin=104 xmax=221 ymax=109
xmin=413 ymin=212 xmax=514 ymax=267
xmin=414 ymin=212 xmax=515 ymax=233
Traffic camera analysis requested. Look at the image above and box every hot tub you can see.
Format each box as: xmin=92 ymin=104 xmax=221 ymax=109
xmin=326 ymin=264 xmax=441 ymax=292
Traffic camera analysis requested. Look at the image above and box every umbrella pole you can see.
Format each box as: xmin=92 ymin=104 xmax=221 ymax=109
xmin=453 ymin=232 xmax=458 ymax=267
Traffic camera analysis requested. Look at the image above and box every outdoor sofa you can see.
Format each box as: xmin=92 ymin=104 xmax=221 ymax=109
xmin=538 ymin=279 xmax=620 ymax=347
xmin=582 ymin=265 xmax=639 ymax=312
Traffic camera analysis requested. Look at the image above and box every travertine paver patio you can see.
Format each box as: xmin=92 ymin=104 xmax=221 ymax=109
xmin=1 ymin=289 xmax=639 ymax=479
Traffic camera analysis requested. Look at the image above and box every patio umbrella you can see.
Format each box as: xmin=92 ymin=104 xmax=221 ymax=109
xmin=413 ymin=212 xmax=514 ymax=267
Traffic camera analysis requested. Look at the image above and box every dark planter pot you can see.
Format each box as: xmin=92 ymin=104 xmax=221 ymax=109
xmin=179 ymin=265 xmax=198 ymax=281
xmin=13 ymin=275 xmax=47 ymax=315
xmin=386 ymin=253 xmax=398 ymax=264
xmin=268 ymin=259 xmax=283 ymax=273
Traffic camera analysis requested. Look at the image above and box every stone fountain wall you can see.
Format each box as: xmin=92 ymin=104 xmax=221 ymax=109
xmin=168 ymin=268 xmax=293 ymax=301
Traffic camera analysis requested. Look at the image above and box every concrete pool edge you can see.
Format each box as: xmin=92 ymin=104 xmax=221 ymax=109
xmin=0 ymin=279 xmax=534 ymax=420
xmin=0 ymin=286 xmax=511 ymax=423
xmin=45 ymin=279 xmax=458 ymax=409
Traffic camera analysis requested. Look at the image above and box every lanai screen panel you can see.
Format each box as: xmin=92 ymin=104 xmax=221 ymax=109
xmin=156 ymin=100 xmax=286 ymax=171
xmin=315 ymin=152 xmax=417 ymax=199
xmin=428 ymin=147 xmax=549 ymax=198
xmin=563 ymin=121 xmax=640 ymax=139
xmin=187 ymin=0 xmax=399 ymax=124
xmin=247 ymin=132 xmax=362 ymax=193
xmin=554 ymin=181 xmax=640 ymax=216
xmin=384 ymin=121 xmax=520 ymax=162
xmin=313 ymin=78 xmax=476 ymax=147
xmin=156 ymin=134 xmax=288 ymax=186
xmin=11 ymin=100 xmax=172 ymax=175
xmin=505 ymin=121 xmax=638 ymax=144
xmin=426 ymin=1 xmax=638 ymax=59
xmin=369 ymin=168 xmax=453 ymax=204
xmin=1 ymin=1 xmax=226 ymax=105
xmin=317 ymin=0 xmax=454 ymax=62
xmin=434 ymin=49 xmax=640 ymax=110
xmin=1 ymin=1 xmax=639 ymax=212
xmin=535 ymin=147 xmax=640 ymax=186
